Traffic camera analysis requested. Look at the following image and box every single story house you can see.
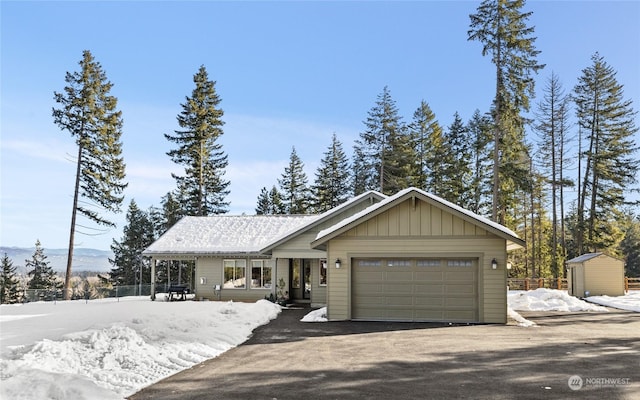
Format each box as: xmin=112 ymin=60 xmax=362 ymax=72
xmin=567 ymin=253 xmax=625 ymax=297
xmin=143 ymin=187 xmax=524 ymax=323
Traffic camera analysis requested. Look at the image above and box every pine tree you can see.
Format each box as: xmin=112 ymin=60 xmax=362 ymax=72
xmin=620 ymin=214 xmax=640 ymax=277
xmin=351 ymin=144 xmax=369 ymax=196
xmin=53 ymin=50 xmax=127 ymax=299
xmin=166 ymin=65 xmax=230 ymax=216
xmin=1 ymin=253 xmax=20 ymax=304
xmin=441 ymin=112 xmax=472 ymax=206
xmin=468 ymin=0 xmax=544 ymax=224
xmin=573 ymin=53 xmax=640 ymax=253
xmin=255 ymin=187 xmax=272 ymax=215
xmin=467 ymin=110 xmax=493 ymax=215
xmin=26 ymin=240 xmax=60 ymax=292
xmin=278 ymin=147 xmax=310 ymax=214
xmin=109 ymin=200 xmax=156 ymax=286
xmin=269 ymin=186 xmax=286 ymax=215
xmin=534 ymin=72 xmax=573 ymax=276
xmin=408 ymin=101 xmax=441 ymax=190
xmin=357 ymin=86 xmax=407 ymax=194
xmin=423 ymin=114 xmax=448 ymax=196
xmin=311 ymin=133 xmax=351 ymax=212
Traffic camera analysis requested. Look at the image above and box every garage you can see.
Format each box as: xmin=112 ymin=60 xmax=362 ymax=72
xmin=352 ymin=257 xmax=478 ymax=322
xmin=311 ymin=187 xmax=525 ymax=324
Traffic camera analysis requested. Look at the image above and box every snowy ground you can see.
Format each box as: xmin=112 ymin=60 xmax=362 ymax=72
xmin=1 ymin=290 xmax=638 ymax=399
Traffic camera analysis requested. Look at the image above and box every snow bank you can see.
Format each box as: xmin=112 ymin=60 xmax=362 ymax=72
xmin=0 ymin=298 xmax=281 ymax=399
xmin=300 ymin=307 xmax=327 ymax=322
xmin=508 ymin=288 xmax=608 ymax=312
xmin=586 ymin=291 xmax=640 ymax=312
xmin=507 ymin=307 xmax=536 ymax=327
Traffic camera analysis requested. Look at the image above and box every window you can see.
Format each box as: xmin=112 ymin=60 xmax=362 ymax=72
xmin=251 ymin=260 xmax=273 ymax=289
xmin=387 ymin=260 xmax=411 ymax=267
xmin=319 ymin=259 xmax=327 ymax=286
xmin=292 ymin=259 xmax=301 ymax=288
xmin=356 ymin=259 xmax=382 ymax=267
xmin=447 ymin=259 xmax=474 ymax=267
xmin=224 ymin=259 xmax=246 ymax=288
xmin=417 ymin=259 xmax=441 ymax=267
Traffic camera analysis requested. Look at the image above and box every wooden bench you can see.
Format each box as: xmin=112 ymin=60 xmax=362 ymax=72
xmin=167 ymin=285 xmax=189 ymax=301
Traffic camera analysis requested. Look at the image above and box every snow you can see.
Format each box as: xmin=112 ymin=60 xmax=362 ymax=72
xmin=300 ymin=306 xmax=327 ymax=322
xmin=0 ymin=297 xmax=281 ymax=400
xmin=2 ymin=289 xmax=638 ymax=399
xmin=586 ymin=291 xmax=640 ymax=312
xmin=508 ymin=288 xmax=609 ymax=312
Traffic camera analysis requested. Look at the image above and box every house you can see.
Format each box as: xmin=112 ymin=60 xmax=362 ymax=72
xmin=567 ymin=253 xmax=625 ymax=297
xmin=143 ymin=187 xmax=524 ymax=323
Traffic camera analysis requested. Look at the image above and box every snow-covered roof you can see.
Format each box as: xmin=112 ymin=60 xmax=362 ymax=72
xmin=312 ymin=187 xmax=525 ymax=250
xmin=259 ymin=190 xmax=386 ymax=252
xmin=143 ymin=215 xmax=319 ymax=256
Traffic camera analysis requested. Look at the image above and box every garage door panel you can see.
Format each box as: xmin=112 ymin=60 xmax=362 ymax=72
xmin=352 ymin=257 xmax=478 ymax=322
xmin=445 ymin=271 xmax=474 ymax=281
xmin=446 ymin=283 xmax=475 ymax=295
xmin=415 ymin=271 xmax=444 ymax=281
xmin=414 ymin=296 xmax=444 ymax=306
xmin=414 ymin=284 xmax=444 ymax=294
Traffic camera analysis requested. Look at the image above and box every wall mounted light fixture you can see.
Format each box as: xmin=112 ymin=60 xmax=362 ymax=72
xmin=335 ymin=259 xmax=342 ymax=269
xmin=491 ymin=258 xmax=498 ymax=270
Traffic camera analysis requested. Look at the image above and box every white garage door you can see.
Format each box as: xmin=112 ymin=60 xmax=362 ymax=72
xmin=352 ymin=258 xmax=478 ymax=322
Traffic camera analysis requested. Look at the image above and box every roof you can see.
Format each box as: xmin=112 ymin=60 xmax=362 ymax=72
xmin=567 ymin=253 xmax=623 ymax=263
xmin=142 ymin=215 xmax=318 ymax=257
xmin=259 ymin=190 xmax=386 ymax=253
xmin=311 ymin=187 xmax=525 ymax=251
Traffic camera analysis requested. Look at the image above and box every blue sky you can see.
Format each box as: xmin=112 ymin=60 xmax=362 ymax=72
xmin=1 ymin=1 xmax=639 ymax=251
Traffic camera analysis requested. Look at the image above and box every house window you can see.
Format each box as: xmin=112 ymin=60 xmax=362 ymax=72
xmin=224 ymin=259 xmax=246 ymax=289
xmin=292 ymin=259 xmax=301 ymax=288
xmin=251 ymin=260 xmax=273 ymax=289
xmin=319 ymin=259 xmax=327 ymax=286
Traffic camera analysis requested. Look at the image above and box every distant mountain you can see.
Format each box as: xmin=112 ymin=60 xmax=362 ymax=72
xmin=0 ymin=246 xmax=113 ymax=274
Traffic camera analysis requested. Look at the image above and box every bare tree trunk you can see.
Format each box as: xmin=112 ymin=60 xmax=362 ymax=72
xmin=64 ymin=141 xmax=83 ymax=300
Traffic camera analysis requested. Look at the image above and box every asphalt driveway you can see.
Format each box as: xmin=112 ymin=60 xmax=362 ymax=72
xmin=129 ymin=306 xmax=640 ymax=400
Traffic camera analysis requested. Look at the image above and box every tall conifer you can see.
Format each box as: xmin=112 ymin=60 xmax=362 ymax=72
xmin=312 ymin=133 xmax=351 ymax=212
xmin=53 ymin=50 xmax=127 ymax=299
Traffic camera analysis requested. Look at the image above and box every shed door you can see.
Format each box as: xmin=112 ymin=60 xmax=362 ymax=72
xmin=351 ymin=258 xmax=478 ymax=322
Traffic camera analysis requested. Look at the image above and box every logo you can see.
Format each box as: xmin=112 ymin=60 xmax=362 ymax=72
xmin=568 ymin=375 xmax=583 ymax=391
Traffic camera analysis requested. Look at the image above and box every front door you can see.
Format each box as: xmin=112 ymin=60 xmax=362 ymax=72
xmin=290 ymin=259 xmax=312 ymax=302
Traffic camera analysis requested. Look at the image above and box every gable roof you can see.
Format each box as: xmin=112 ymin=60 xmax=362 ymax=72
xmin=142 ymin=215 xmax=318 ymax=257
xmin=259 ymin=190 xmax=386 ymax=253
xmin=311 ymin=187 xmax=525 ymax=251
xmin=567 ymin=252 xmax=623 ymax=263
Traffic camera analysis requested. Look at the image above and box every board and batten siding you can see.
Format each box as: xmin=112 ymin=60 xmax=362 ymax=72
xmin=325 ymin=198 xmax=508 ymax=323
xmin=583 ymin=257 xmax=624 ymax=296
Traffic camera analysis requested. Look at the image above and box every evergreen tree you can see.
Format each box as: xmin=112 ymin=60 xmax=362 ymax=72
xmin=255 ymin=187 xmax=271 ymax=215
xmin=408 ymin=101 xmax=442 ymax=190
xmin=165 ymin=65 xmax=230 ymax=216
xmin=620 ymin=214 xmax=640 ymax=277
xmin=278 ymin=147 xmax=310 ymax=214
xmin=26 ymin=240 xmax=60 ymax=292
xmin=351 ymin=144 xmax=369 ymax=196
xmin=534 ymin=72 xmax=573 ymax=276
xmin=468 ymin=0 xmax=544 ymax=224
xmin=109 ymin=200 xmax=156 ymax=286
xmin=357 ymin=86 xmax=408 ymax=194
xmin=269 ymin=186 xmax=286 ymax=215
xmin=423 ymin=113 xmax=448 ymax=196
xmin=150 ymin=191 xmax=185 ymax=238
xmin=467 ymin=110 xmax=493 ymax=215
xmin=1 ymin=253 xmax=20 ymax=304
xmin=311 ymin=133 xmax=351 ymax=212
xmin=53 ymin=50 xmax=127 ymax=299
xmin=441 ymin=112 xmax=472 ymax=206
xmin=573 ymin=53 xmax=640 ymax=253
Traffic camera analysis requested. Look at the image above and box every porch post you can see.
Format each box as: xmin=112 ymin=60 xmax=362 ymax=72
xmin=150 ymin=258 xmax=156 ymax=301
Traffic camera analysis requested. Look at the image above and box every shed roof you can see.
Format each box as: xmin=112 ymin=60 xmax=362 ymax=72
xmin=312 ymin=187 xmax=525 ymax=251
xmin=142 ymin=215 xmax=318 ymax=257
xmin=567 ymin=252 xmax=623 ymax=263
